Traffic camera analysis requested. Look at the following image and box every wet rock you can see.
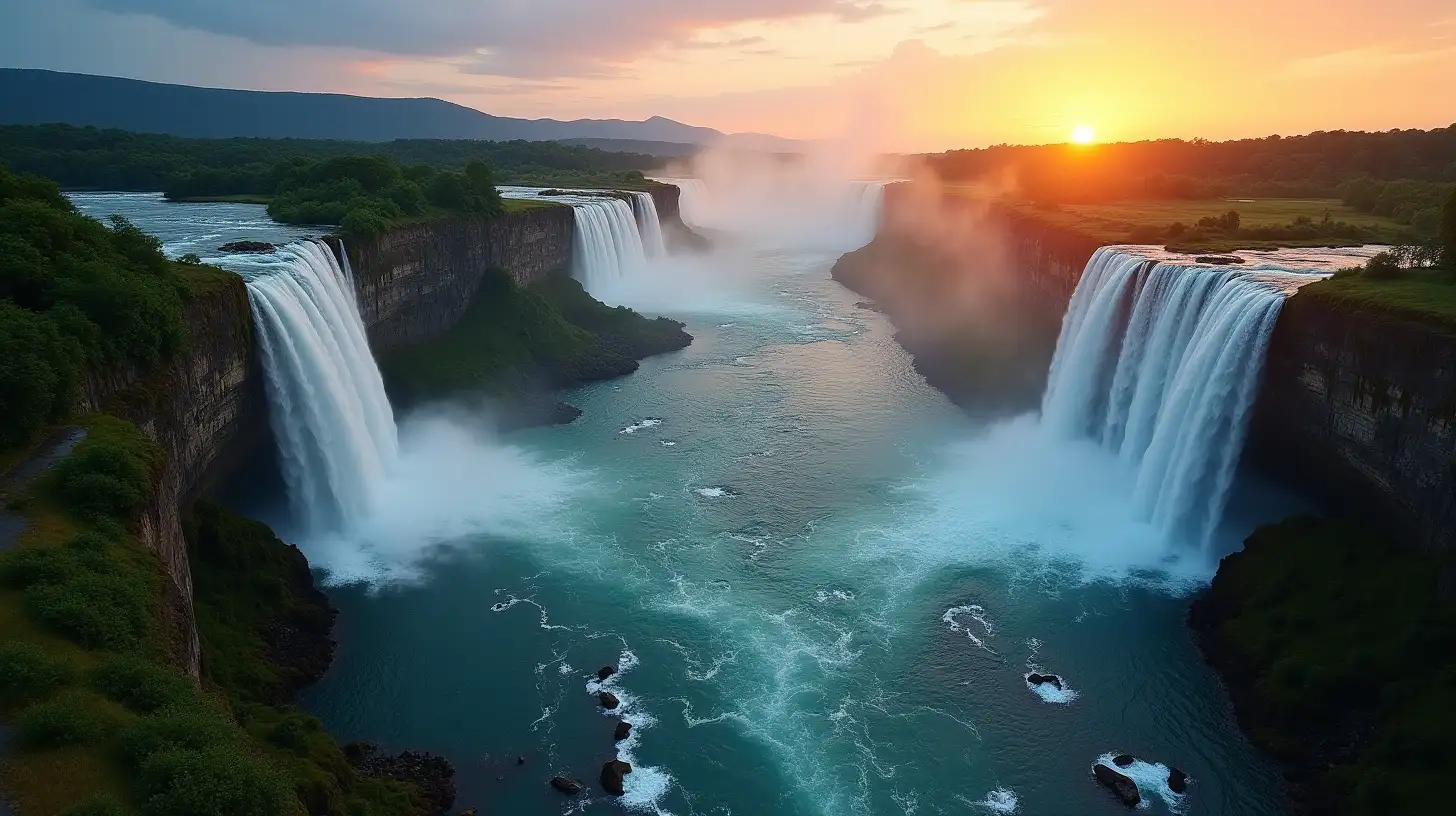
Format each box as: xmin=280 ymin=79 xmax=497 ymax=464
xmin=599 ymin=691 xmax=620 ymax=710
xmin=550 ymin=776 xmax=583 ymax=795
xmin=1195 ymin=255 xmax=1245 ymax=265
xmin=614 ymin=721 xmax=632 ymax=741
xmin=598 ymin=665 xmax=617 ymax=681
xmin=1112 ymin=754 xmax=1135 ymax=768
xmin=459 ymin=809 xmax=478 ymax=816
xmin=1093 ymin=763 xmax=1141 ymax=807
xmin=600 ymin=759 xmax=632 ymax=795
xmin=1168 ymin=767 xmax=1189 ymax=794
xmin=1027 ymin=673 xmax=1064 ymax=690
xmin=854 ymin=300 xmax=888 ymax=313
xmin=517 ymin=755 xmax=526 ymax=765
xmin=345 ymin=742 xmax=456 ymax=814
xmin=218 ymin=240 xmax=276 ymax=254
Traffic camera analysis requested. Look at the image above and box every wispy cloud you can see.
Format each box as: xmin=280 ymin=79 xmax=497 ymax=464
xmin=1286 ymin=42 xmax=1456 ymax=77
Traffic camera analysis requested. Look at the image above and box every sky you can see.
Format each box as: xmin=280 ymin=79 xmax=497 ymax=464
xmin=4 ymin=0 xmax=1455 ymax=151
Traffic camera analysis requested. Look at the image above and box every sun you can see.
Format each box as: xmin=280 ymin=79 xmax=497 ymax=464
xmin=1071 ymin=125 xmax=1097 ymax=145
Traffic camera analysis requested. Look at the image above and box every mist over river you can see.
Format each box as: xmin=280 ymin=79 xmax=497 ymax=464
xmin=72 ymin=190 xmax=1290 ymax=815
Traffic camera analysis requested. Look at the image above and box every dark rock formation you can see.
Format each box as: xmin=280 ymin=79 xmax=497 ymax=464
xmin=1026 ymin=673 xmax=1064 ymax=690
xmin=1195 ymin=255 xmax=1245 ymax=265
xmin=599 ymin=691 xmax=620 ymax=710
xmin=1168 ymin=767 xmax=1188 ymax=794
xmin=345 ymin=742 xmax=457 ymax=814
xmin=853 ymin=300 xmax=888 ymax=313
xmin=218 ymin=240 xmax=276 ymax=253
xmin=1093 ymin=763 xmax=1141 ymax=807
xmin=598 ymin=665 xmax=617 ymax=681
xmin=600 ymin=759 xmax=633 ymax=796
xmin=614 ymin=721 xmax=632 ymax=741
xmin=550 ymin=776 xmax=583 ymax=795
xmin=1112 ymin=754 xmax=1135 ymax=768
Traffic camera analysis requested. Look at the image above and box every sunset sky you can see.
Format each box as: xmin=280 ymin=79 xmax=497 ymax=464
xmin=5 ymin=0 xmax=1455 ymax=151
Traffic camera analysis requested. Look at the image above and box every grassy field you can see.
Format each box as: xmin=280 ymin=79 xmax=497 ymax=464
xmin=1303 ymin=269 xmax=1456 ymax=326
xmin=996 ymin=197 xmax=1408 ymax=249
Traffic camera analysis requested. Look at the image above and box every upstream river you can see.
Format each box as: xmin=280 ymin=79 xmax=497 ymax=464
xmin=72 ymin=191 xmax=1286 ymax=815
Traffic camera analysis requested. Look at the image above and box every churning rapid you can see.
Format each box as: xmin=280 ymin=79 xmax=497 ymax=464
xmin=231 ymin=240 xmax=398 ymax=532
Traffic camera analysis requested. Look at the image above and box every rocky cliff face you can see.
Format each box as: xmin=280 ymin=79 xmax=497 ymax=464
xmin=79 ymin=275 xmax=266 ymax=677
xmin=857 ymin=187 xmax=1456 ymax=553
xmin=1249 ymin=298 xmax=1456 ymax=551
xmin=344 ymin=207 xmax=575 ymax=352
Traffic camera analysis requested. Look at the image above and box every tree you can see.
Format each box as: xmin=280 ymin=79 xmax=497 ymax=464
xmin=1442 ymin=188 xmax=1456 ymax=268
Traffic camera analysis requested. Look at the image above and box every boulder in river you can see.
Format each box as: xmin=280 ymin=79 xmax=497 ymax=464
xmin=598 ymin=665 xmax=617 ymax=681
xmin=1112 ymin=754 xmax=1135 ymax=768
xmin=218 ymin=240 xmax=276 ymax=254
xmin=614 ymin=721 xmax=632 ymax=741
xmin=1026 ymin=673 xmax=1064 ymax=690
xmin=600 ymin=759 xmax=632 ymax=795
xmin=1195 ymin=255 xmax=1245 ymax=265
xmin=1093 ymin=763 xmax=1141 ymax=807
xmin=550 ymin=776 xmax=583 ymax=795
xmin=1168 ymin=767 xmax=1189 ymax=794
xmin=599 ymin=691 xmax=620 ymax=710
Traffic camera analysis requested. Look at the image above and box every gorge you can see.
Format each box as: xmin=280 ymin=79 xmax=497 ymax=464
xmin=5 ymin=169 xmax=1447 ymax=816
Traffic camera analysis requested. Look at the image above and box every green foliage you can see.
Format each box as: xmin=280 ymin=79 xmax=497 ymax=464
xmin=16 ymin=692 xmax=115 ymax=749
xmin=62 ymin=794 xmax=130 ymax=816
xmin=0 ymin=641 xmax=76 ymax=708
xmin=1198 ymin=516 xmax=1456 ymax=814
xmin=137 ymin=744 xmax=293 ymax=816
xmin=532 ymin=275 xmax=691 ymax=360
xmin=1362 ymin=252 xmax=1405 ymax=280
xmin=1442 ymin=188 xmax=1456 ymax=267
xmin=380 ymin=269 xmax=639 ymax=404
xmin=117 ymin=701 xmax=239 ymax=770
xmin=52 ymin=416 xmax=160 ymax=522
xmin=1340 ymin=177 xmax=1456 ymax=237
xmin=90 ymin=655 xmax=194 ymax=714
xmin=0 ymin=165 xmax=187 ymax=448
xmin=186 ymin=501 xmax=333 ymax=706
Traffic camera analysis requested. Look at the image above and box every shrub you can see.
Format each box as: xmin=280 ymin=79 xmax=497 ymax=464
xmin=137 ymin=745 xmax=293 ymax=816
xmin=25 ymin=569 xmax=153 ymax=650
xmin=55 ymin=438 xmax=154 ymax=522
xmin=90 ymin=656 xmax=193 ymax=714
xmin=0 ymin=545 xmax=79 ymax=588
xmin=0 ymin=301 xmax=79 ymax=446
xmin=62 ymin=795 xmax=129 ymax=816
xmin=16 ymin=693 xmax=109 ymax=749
xmin=0 ymin=642 xmax=75 ymax=708
xmin=119 ymin=701 xmax=238 ymax=770
xmin=1362 ymin=252 xmax=1405 ymax=280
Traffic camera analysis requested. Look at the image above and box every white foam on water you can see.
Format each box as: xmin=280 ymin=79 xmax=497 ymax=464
xmin=1023 ymin=638 xmax=1079 ymax=704
xmin=621 ymin=418 xmax=665 ymax=435
xmin=587 ymin=649 xmax=676 ymax=814
xmin=815 ymin=589 xmax=856 ymax=604
xmin=969 ymin=788 xmax=1019 ymax=814
xmin=942 ymin=605 xmax=998 ymax=655
xmin=1095 ymin=753 xmax=1188 ymax=813
xmin=659 ymin=441 xmax=678 ymax=447
xmin=694 ymin=487 xmax=734 ymax=499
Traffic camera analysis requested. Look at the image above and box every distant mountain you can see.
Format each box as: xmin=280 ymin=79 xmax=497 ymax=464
xmin=0 ymin=69 xmax=727 ymax=144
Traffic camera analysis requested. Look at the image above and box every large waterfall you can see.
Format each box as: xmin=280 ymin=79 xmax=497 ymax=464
xmin=1041 ymin=248 xmax=1307 ymax=549
xmin=631 ymin=192 xmax=667 ymax=258
xmin=235 ymin=239 xmax=398 ymax=531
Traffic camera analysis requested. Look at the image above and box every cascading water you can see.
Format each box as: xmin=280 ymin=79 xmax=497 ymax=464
xmin=1042 ymin=247 xmax=1309 ymax=549
xmin=234 ymin=239 xmax=398 ymax=531
xmin=630 ymin=192 xmax=667 ymax=258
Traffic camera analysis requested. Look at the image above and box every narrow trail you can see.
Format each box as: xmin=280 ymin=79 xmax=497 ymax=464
xmin=0 ymin=427 xmax=86 ymax=552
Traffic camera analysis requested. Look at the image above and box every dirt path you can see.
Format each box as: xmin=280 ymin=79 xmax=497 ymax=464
xmin=0 ymin=427 xmax=86 ymax=552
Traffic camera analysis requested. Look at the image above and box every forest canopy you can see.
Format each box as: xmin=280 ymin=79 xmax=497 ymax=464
xmin=0 ymin=165 xmax=188 ymax=447
xmin=0 ymin=124 xmax=663 ymax=195
xmin=926 ymin=125 xmax=1456 ymax=208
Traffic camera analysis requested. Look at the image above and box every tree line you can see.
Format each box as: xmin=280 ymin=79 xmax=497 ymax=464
xmin=926 ymin=125 xmax=1456 ymax=209
xmin=0 ymin=124 xmax=663 ymax=195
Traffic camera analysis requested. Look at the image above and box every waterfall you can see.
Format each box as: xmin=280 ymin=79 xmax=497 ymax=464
xmin=1041 ymin=247 xmax=1297 ymax=550
xmin=570 ymin=197 xmax=648 ymax=289
xmin=630 ymin=192 xmax=666 ymax=258
xmin=236 ymin=239 xmax=398 ymax=531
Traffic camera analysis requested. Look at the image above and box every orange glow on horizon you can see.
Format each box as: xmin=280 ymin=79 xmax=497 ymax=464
xmin=1071 ymin=125 xmax=1097 ymax=145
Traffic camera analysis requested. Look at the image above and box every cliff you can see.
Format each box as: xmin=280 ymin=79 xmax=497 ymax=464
xmin=850 ymin=183 xmax=1456 ymax=553
xmin=1249 ymin=294 xmax=1456 ymax=552
xmin=344 ymin=205 xmax=575 ymax=351
xmin=77 ymin=272 xmax=265 ymax=678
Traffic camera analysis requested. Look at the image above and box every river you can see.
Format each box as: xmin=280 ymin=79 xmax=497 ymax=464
xmin=71 ymin=191 xmax=1285 ymax=815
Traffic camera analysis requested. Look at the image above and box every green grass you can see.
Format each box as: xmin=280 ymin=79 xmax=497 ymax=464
xmin=502 ymin=198 xmax=568 ymax=214
xmin=1301 ymin=268 xmax=1456 ymax=328
xmin=1194 ymin=516 xmax=1456 ymax=814
xmin=997 ymin=197 xmax=1409 ymax=249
